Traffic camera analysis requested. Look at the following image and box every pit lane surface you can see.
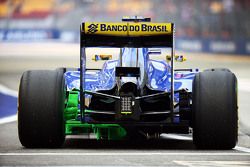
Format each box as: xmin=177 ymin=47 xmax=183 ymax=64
xmin=0 ymin=43 xmax=250 ymax=166
xmin=0 ymin=121 xmax=250 ymax=166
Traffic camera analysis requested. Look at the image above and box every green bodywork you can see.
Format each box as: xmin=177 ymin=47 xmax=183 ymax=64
xmin=64 ymin=90 xmax=127 ymax=140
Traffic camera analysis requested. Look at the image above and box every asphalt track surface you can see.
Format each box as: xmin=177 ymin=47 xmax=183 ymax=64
xmin=0 ymin=43 xmax=250 ymax=166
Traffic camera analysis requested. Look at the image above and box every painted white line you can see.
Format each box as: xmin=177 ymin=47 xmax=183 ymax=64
xmin=238 ymin=78 xmax=250 ymax=93
xmin=0 ymin=152 xmax=249 ymax=156
xmin=174 ymin=161 xmax=250 ymax=167
xmin=161 ymin=134 xmax=192 ymax=141
xmin=234 ymin=146 xmax=250 ymax=153
xmin=0 ymin=115 xmax=17 ymax=124
xmin=0 ymin=84 xmax=18 ymax=97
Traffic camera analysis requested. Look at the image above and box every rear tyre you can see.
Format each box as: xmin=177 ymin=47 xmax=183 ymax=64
xmin=18 ymin=69 xmax=65 ymax=148
xmin=192 ymin=69 xmax=238 ymax=149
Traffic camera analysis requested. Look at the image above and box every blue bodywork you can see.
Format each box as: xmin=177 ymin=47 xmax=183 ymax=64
xmin=65 ymin=48 xmax=198 ymax=102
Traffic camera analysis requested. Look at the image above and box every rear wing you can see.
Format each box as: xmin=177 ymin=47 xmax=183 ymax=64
xmin=80 ymin=22 xmax=174 ymax=47
xmin=80 ymin=21 xmax=175 ymax=122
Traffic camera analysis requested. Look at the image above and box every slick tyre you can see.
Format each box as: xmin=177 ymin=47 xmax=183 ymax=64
xmin=192 ymin=69 xmax=238 ymax=149
xmin=18 ymin=69 xmax=65 ymax=148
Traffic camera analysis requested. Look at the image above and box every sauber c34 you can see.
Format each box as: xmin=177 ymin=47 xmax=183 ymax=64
xmin=18 ymin=17 xmax=238 ymax=149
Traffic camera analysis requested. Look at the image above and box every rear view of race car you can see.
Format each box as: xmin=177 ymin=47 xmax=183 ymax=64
xmin=18 ymin=17 xmax=238 ymax=149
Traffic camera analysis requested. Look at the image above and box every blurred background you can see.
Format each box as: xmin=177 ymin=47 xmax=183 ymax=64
xmin=0 ymin=0 xmax=250 ymax=54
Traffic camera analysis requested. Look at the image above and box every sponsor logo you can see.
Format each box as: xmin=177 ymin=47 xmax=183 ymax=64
xmin=85 ymin=23 xmax=171 ymax=35
xmin=99 ymin=24 xmax=169 ymax=32
xmin=100 ymin=24 xmax=127 ymax=32
xmin=87 ymin=24 xmax=98 ymax=34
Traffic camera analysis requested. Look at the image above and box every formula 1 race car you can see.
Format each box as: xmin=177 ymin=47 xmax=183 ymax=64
xmin=18 ymin=17 xmax=238 ymax=149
